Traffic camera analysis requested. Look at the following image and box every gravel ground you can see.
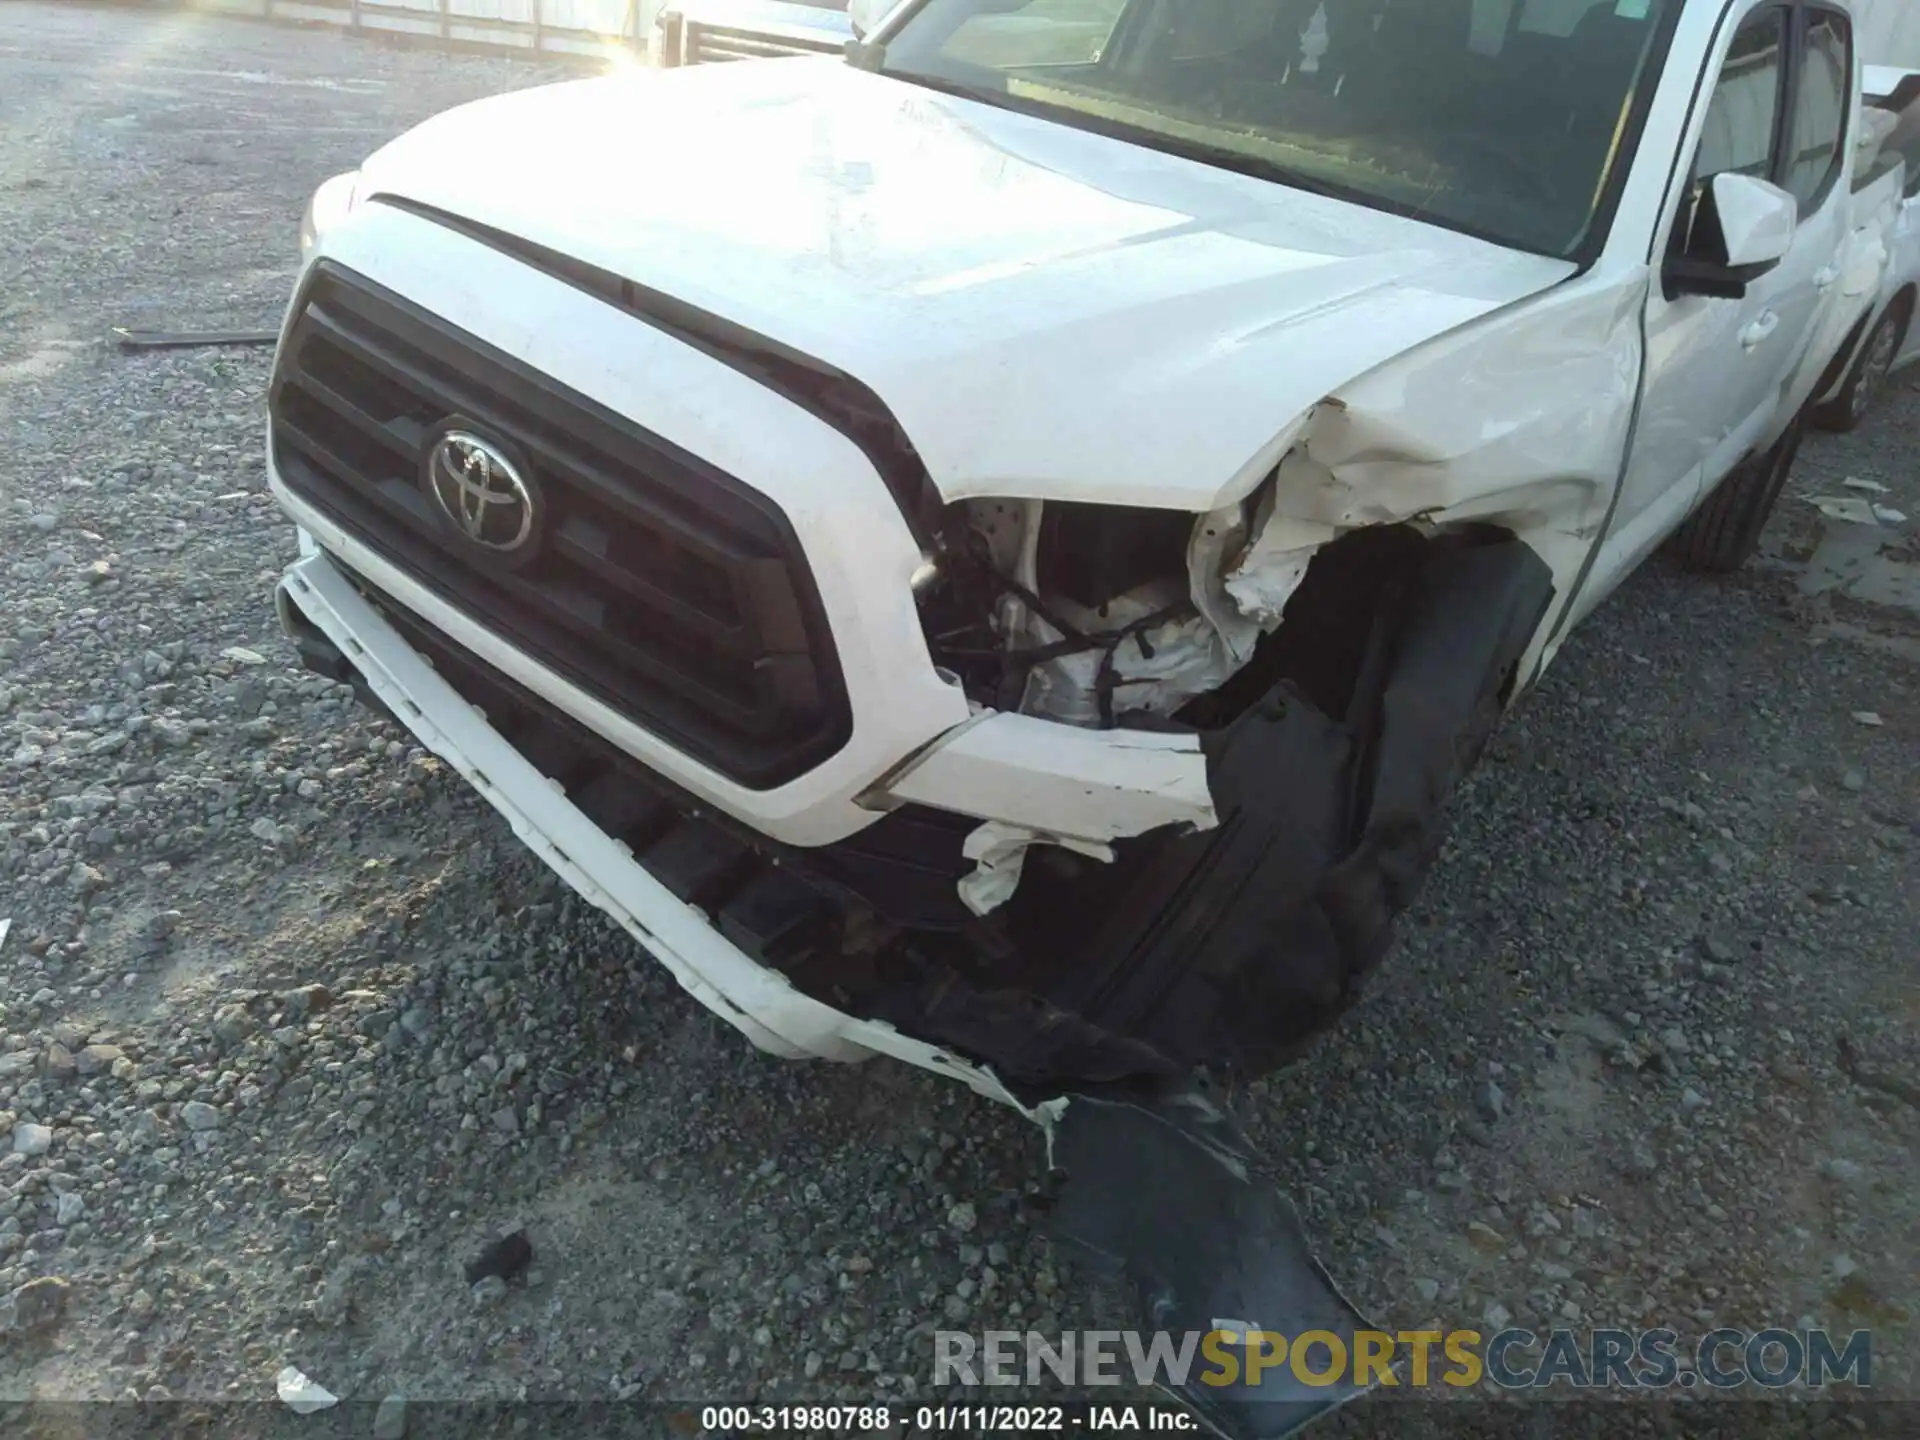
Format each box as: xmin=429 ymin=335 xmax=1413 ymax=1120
xmin=1 ymin=3 xmax=1916 ymax=1433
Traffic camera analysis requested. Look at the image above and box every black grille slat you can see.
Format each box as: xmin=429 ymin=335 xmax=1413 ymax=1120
xmin=274 ymin=416 xmax=452 ymax=542
xmin=274 ymin=413 xmax=422 ymax=519
xmin=309 ymin=290 xmax=773 ymax=534
xmin=547 ymin=512 xmax=754 ymax=651
xmin=300 ymin=301 xmax=774 ymax=580
xmin=279 ymin=441 xmax=774 ymax=730
xmin=271 ymin=263 xmax=851 ymax=787
xmin=283 ymin=366 xmax=422 ymax=465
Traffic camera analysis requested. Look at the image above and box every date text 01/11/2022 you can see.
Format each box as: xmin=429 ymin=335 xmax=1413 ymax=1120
xmin=693 ymin=1403 xmax=1195 ymax=1431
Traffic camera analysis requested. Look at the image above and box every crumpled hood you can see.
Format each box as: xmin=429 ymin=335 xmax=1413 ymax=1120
xmin=359 ymin=59 xmax=1575 ymax=510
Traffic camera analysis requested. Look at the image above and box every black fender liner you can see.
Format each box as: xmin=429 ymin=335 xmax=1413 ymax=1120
xmin=1043 ymin=1083 xmax=1375 ymax=1439
xmin=870 ymin=535 xmax=1556 ymax=1092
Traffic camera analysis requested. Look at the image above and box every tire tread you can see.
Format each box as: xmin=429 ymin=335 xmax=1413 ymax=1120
xmin=1668 ymin=420 xmax=1803 ymax=573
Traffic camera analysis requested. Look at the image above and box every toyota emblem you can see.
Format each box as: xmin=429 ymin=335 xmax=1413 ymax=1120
xmin=423 ymin=429 xmax=537 ymax=554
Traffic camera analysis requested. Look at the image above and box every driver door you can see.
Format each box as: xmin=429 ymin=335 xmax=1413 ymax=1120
xmin=1612 ymin=1 xmax=1853 ymax=572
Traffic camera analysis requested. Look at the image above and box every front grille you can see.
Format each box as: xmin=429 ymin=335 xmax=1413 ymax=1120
xmin=270 ymin=262 xmax=850 ymax=788
xmin=687 ymin=23 xmax=845 ymax=62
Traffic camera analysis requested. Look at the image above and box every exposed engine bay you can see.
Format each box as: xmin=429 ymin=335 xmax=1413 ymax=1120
xmin=917 ymin=484 xmax=1339 ymax=734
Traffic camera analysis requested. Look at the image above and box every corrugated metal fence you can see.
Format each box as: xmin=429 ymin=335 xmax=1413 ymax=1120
xmin=186 ymin=0 xmax=668 ymax=61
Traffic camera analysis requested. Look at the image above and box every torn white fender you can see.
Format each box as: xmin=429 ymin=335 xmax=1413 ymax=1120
xmin=1279 ymin=273 xmax=1647 ymax=685
xmin=1221 ymin=488 xmax=1339 ymax=631
xmin=957 ymin=820 xmax=1115 ymax=917
xmin=878 ymin=710 xmax=1220 ymax=842
xmin=1008 ymin=272 xmax=1645 ymax=735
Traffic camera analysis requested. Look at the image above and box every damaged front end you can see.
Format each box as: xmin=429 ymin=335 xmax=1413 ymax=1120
xmin=884 ymin=487 xmax=1550 ymax=1436
xmin=280 ymin=413 xmax=1555 ymax=1440
xmin=285 ymin=424 xmax=1553 ymax=1094
xmin=882 ymin=479 xmax=1553 ymax=1092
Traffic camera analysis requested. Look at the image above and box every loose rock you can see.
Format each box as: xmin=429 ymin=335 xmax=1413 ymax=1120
xmin=0 ymin=1277 xmax=72 ymax=1336
xmin=463 ymin=1229 xmax=532 ymax=1285
xmin=373 ymin=1394 xmax=409 ymax=1440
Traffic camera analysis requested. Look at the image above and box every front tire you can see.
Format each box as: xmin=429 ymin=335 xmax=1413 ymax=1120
xmin=1667 ymin=418 xmax=1804 ymax=573
xmin=1813 ymin=298 xmax=1907 ymax=433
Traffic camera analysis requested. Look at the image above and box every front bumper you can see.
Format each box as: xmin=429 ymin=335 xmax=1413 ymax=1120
xmin=276 ymin=544 xmax=1025 ymax=1100
xmin=284 ymin=552 xmax=1390 ymax=1440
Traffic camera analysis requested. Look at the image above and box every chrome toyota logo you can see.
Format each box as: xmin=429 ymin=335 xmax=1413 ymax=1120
xmin=424 ymin=430 xmax=536 ymax=553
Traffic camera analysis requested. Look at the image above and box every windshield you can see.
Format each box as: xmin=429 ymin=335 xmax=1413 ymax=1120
xmin=876 ymin=0 xmax=1677 ymax=256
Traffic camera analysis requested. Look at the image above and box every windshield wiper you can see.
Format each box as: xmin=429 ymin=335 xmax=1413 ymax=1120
xmin=877 ymin=66 xmax=1033 ymax=117
xmin=1121 ymin=132 xmax=1358 ymax=203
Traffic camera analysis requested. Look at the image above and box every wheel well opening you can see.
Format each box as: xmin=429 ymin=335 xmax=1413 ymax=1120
xmin=1176 ymin=521 xmax=1523 ymax=729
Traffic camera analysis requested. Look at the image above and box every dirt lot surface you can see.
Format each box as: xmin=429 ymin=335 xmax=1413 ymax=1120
xmin=1 ymin=3 xmax=1916 ymax=1435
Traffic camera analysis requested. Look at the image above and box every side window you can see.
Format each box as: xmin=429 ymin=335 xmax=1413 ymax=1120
xmin=1693 ymin=7 xmax=1786 ymax=188
xmin=1783 ymin=8 xmax=1852 ymax=213
xmin=1468 ymin=0 xmax=1516 ymax=56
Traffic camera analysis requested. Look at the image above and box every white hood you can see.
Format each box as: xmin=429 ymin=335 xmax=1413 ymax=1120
xmin=358 ymin=59 xmax=1575 ymax=510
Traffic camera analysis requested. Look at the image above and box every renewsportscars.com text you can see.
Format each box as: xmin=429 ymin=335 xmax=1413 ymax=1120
xmin=934 ymin=1327 xmax=1873 ymax=1391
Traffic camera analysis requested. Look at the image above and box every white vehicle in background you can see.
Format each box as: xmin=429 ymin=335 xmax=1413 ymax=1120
xmin=279 ymin=4 xmax=1894 ymax=1430
xmin=1813 ymin=63 xmax=1920 ymax=428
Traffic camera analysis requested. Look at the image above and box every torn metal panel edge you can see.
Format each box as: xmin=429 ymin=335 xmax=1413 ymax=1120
xmin=978 ymin=269 xmax=1639 ymax=733
xmin=1291 ymin=275 xmax=1645 ymax=687
xmin=878 ymin=712 xmax=1220 ymax=842
xmin=908 ymin=275 xmax=1642 ymax=921
xmin=956 ymin=821 xmax=1115 ymax=918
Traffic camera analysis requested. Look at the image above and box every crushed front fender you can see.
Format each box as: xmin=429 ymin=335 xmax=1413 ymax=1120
xmin=865 ymin=534 xmax=1556 ymax=1089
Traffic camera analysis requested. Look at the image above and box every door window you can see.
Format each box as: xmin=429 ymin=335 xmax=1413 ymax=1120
xmin=1782 ymin=8 xmax=1852 ymax=212
xmin=1680 ymin=2 xmax=1855 ymax=250
xmin=1693 ymin=7 xmax=1786 ymax=187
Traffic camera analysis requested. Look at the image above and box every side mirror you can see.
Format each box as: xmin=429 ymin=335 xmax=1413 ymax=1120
xmin=1667 ymin=172 xmax=1798 ymax=300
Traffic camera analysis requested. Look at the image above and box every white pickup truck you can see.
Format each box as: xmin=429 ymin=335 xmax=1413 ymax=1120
xmin=277 ymin=3 xmax=1893 ymax=1418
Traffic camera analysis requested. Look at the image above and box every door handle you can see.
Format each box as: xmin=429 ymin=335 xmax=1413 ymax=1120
xmin=1815 ymin=265 xmax=1840 ymax=291
xmin=1742 ymin=311 xmax=1781 ymax=350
